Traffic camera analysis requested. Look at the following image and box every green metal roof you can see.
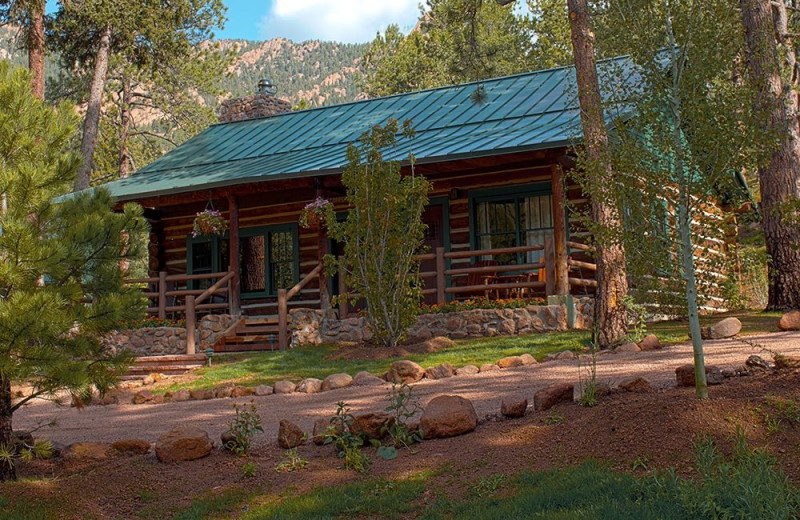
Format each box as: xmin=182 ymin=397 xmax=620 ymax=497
xmin=104 ymin=56 xmax=637 ymax=202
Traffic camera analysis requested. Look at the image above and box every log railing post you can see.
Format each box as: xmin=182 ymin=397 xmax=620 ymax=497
xmin=185 ymin=295 xmax=196 ymax=355
xmin=551 ymin=164 xmax=569 ymax=296
xmin=158 ymin=271 xmax=167 ymax=319
xmin=435 ymin=246 xmax=446 ymax=304
xmin=227 ymin=194 xmax=241 ymax=316
xmin=278 ymin=289 xmax=288 ymax=350
xmin=544 ymin=237 xmax=555 ymax=296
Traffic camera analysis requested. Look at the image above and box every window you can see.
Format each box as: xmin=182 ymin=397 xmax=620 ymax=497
xmin=472 ymin=186 xmax=555 ymax=265
xmin=187 ymin=224 xmax=298 ymax=297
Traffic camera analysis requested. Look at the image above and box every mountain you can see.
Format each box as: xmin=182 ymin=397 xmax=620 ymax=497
xmin=0 ymin=26 xmax=369 ymax=107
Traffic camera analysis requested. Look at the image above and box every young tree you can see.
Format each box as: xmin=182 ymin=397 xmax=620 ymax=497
xmin=49 ymin=0 xmax=227 ymax=189
xmin=601 ymin=0 xmax=761 ymax=398
xmin=0 ymin=0 xmax=45 ymax=99
xmin=740 ymin=0 xmax=800 ymax=311
xmin=567 ymin=0 xmax=629 ymax=347
xmin=0 ymin=63 xmax=146 ymax=481
xmin=323 ymin=120 xmax=431 ymax=348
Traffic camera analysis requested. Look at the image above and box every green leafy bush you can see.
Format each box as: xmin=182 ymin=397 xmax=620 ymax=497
xmin=223 ymin=401 xmax=263 ymax=456
xmin=324 ymin=401 xmax=371 ymax=473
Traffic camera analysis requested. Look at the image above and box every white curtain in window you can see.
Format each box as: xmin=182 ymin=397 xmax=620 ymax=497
xmin=524 ymin=194 xmax=553 ymax=264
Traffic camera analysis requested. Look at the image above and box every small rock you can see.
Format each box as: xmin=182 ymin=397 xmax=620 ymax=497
xmin=675 ymin=364 xmax=724 ymax=387
xmin=322 ymin=373 xmax=353 ymax=391
xmin=350 ymin=413 xmax=394 ymax=440
xmin=231 ymin=386 xmax=254 ymax=398
xmin=142 ymin=375 xmax=155 ymax=386
xmin=66 ymin=442 xmax=112 ymax=460
xmin=425 ymin=363 xmax=455 ymax=380
xmin=615 ymin=343 xmax=641 ymax=353
xmin=637 ymin=334 xmax=661 ymax=351
xmin=155 ymin=427 xmax=213 ymax=463
xmin=132 ymin=390 xmax=153 ymax=405
xmin=533 ymin=383 xmax=574 ymax=412
xmin=97 ymin=392 xmax=118 ymax=406
xmin=353 ymin=371 xmax=386 ymax=386
xmin=546 ymin=350 xmax=576 ymax=361
xmin=519 ymin=353 xmax=537 ymax=365
xmin=273 ymin=381 xmax=296 ymax=394
xmin=213 ymin=385 xmax=234 ymax=399
xmin=189 ymin=389 xmax=214 ymax=401
xmin=312 ymin=417 xmax=343 ymax=446
xmin=150 ymin=394 xmax=165 ymax=405
xmin=111 ymin=439 xmax=151 ymax=455
xmin=296 ymin=378 xmax=323 ymax=394
xmin=479 ymin=363 xmax=500 ymax=372
xmin=277 ymin=419 xmax=306 ymax=449
xmin=778 ymin=310 xmax=800 ymax=331
xmin=420 ymin=395 xmax=478 ymax=438
xmin=702 ymin=317 xmax=742 ymax=339
xmin=496 ymin=356 xmax=524 ymax=368
xmin=220 ymin=431 xmax=235 ymax=447
xmin=456 ymin=365 xmax=479 ymax=376
xmin=254 ymin=385 xmax=274 ymax=396
xmin=171 ymin=389 xmax=191 ymax=402
xmin=745 ymin=355 xmax=772 ymax=371
xmin=500 ymin=396 xmax=528 ymax=418
xmin=721 ymin=368 xmax=737 ymax=378
xmin=618 ymin=377 xmax=651 ymax=393
xmin=386 ymin=360 xmax=425 ymax=384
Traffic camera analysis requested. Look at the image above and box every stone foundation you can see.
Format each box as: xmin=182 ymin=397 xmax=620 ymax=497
xmin=104 ymin=314 xmax=236 ymax=357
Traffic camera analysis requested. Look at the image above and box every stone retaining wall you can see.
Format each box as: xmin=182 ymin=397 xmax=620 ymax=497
xmin=291 ymin=298 xmax=594 ymax=347
xmin=103 ymin=314 xmax=236 ymax=357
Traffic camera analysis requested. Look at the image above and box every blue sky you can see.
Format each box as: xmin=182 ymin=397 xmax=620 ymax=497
xmin=217 ymin=0 xmax=421 ymax=43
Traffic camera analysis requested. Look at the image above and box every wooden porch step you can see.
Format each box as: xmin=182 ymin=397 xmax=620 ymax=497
xmin=242 ymin=316 xmax=283 ymax=326
xmin=127 ymin=364 xmax=206 ymax=374
xmin=125 ymin=353 xmax=208 ymax=378
xmin=224 ymin=334 xmax=277 ymax=343
xmin=133 ymin=354 xmax=207 ymax=365
xmin=214 ymin=342 xmax=277 ymax=352
xmin=235 ymin=325 xmax=279 ymax=334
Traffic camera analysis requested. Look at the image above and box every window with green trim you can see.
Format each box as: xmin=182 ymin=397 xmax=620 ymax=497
xmin=187 ymin=224 xmax=298 ymax=297
xmin=472 ymin=185 xmax=555 ymax=265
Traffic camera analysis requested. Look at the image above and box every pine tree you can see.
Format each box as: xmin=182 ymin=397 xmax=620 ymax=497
xmin=0 ymin=63 xmax=146 ymax=481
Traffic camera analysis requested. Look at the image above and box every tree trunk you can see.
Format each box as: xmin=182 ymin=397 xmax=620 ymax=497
xmin=567 ymin=0 xmax=629 ymax=347
xmin=74 ymin=25 xmax=112 ymax=191
xmin=118 ymin=77 xmax=132 ymax=178
xmin=741 ymin=0 xmax=800 ymax=310
xmin=0 ymin=376 xmax=16 ymax=481
xmin=27 ymin=1 xmax=45 ymax=101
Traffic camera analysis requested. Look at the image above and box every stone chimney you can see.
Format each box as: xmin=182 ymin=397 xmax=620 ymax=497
xmin=218 ymin=81 xmax=292 ymax=123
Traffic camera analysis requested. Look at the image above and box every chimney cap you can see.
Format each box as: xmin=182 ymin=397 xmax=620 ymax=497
xmin=258 ymin=79 xmax=277 ymax=96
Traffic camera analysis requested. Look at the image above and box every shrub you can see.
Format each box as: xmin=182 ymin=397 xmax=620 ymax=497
xmin=223 ymin=401 xmax=263 ymax=456
xmin=324 ymin=401 xmax=372 ymax=473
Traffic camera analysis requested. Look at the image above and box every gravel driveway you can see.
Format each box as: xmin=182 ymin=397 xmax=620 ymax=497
xmin=15 ymin=331 xmax=800 ymax=448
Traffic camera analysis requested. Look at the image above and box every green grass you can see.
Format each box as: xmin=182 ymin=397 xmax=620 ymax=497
xmin=160 ymin=310 xmax=780 ymax=393
xmin=162 ymin=331 xmax=590 ymax=392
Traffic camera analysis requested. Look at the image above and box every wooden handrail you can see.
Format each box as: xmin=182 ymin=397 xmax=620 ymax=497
xmin=196 ymin=271 xmax=235 ymax=305
xmin=286 ymin=263 xmax=323 ymax=300
xmin=566 ymin=241 xmax=592 ymax=252
xmin=445 ymin=262 xmax=544 ymax=277
xmin=279 ymin=262 xmax=323 ymax=350
xmin=444 ymin=244 xmax=544 ymax=260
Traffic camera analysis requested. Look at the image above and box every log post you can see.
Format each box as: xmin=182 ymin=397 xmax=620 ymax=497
xmin=316 ymin=185 xmax=331 ymax=310
xmin=278 ymin=289 xmax=288 ymax=350
xmin=185 ymin=295 xmax=196 ymax=355
xmin=551 ymin=164 xmax=569 ymax=296
xmin=227 ymin=194 xmax=241 ymax=316
xmin=544 ymin=237 xmax=555 ymax=296
xmin=338 ymin=263 xmax=348 ymax=319
xmin=158 ymin=271 xmax=167 ymax=319
xmin=436 ymin=247 xmax=446 ymax=304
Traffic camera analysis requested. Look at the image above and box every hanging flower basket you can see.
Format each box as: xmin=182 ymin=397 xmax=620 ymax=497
xmin=193 ymin=208 xmax=228 ymax=238
xmin=300 ymin=197 xmax=331 ymax=229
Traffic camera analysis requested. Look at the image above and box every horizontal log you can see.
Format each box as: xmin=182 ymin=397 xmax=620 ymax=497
xmin=569 ymin=278 xmax=598 ymax=287
xmin=446 ymin=263 xmax=543 ymax=276
xmin=568 ymin=259 xmax=597 ymax=271
xmin=165 ymin=287 xmax=227 ymax=298
xmin=415 ymin=253 xmax=436 ymax=261
xmin=419 ymin=271 xmax=437 ymax=279
xmin=286 ymin=263 xmax=323 ymax=300
xmin=165 ymin=272 xmax=231 ymax=282
xmin=446 ymin=280 xmax=546 ymax=294
xmin=566 ymin=241 xmax=592 ymax=251
xmin=445 ymin=244 xmax=544 ymax=259
xmin=421 ymin=288 xmax=436 ymax=295
xmin=127 ymin=278 xmax=158 ymax=284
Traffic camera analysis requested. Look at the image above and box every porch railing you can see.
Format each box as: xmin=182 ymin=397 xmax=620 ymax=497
xmin=277 ymin=262 xmax=323 ymax=350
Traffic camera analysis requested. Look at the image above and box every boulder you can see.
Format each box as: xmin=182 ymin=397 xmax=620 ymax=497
xmin=296 ymin=378 xmax=323 ymax=394
xmin=353 ymin=371 xmax=386 ymax=386
xmin=615 ymin=343 xmax=641 ymax=353
xmin=155 ymin=427 xmax=213 ymax=463
xmin=500 ymin=396 xmax=528 ymax=418
xmin=675 ymin=364 xmax=724 ymax=387
xmin=350 ymin=412 xmax=394 ymax=440
xmin=456 ymin=365 xmax=479 ymax=376
xmin=171 ymin=389 xmax=191 ymax=402
xmin=425 ymin=363 xmax=455 ymax=380
xmin=533 ymin=383 xmax=574 ymax=412
xmin=519 ymin=354 xmax=537 ymax=365
xmin=189 ymin=389 xmax=214 ymax=401
xmin=386 ymin=360 xmax=425 ymax=384
xmin=618 ymin=377 xmax=651 ymax=393
xmin=213 ymin=385 xmax=233 ymax=399
xmin=110 ymin=439 xmax=151 ymax=456
xmin=778 ymin=310 xmax=800 ymax=331
xmin=702 ymin=317 xmax=742 ymax=339
xmin=273 ymin=381 xmax=296 ymax=394
xmin=277 ymin=419 xmax=306 ymax=449
xmin=479 ymin=363 xmax=500 ymax=373
xmin=132 ymin=390 xmax=153 ymax=405
xmin=231 ymin=386 xmax=255 ymax=398
xmin=254 ymin=385 xmax=274 ymax=396
xmin=546 ymin=350 xmax=576 ymax=361
xmin=312 ymin=417 xmax=344 ymax=446
xmin=322 ymin=373 xmax=353 ymax=391
xmin=66 ymin=442 xmax=112 ymax=460
xmin=637 ymin=334 xmax=661 ymax=351
xmin=420 ymin=395 xmax=478 ymax=439
xmin=496 ymin=356 xmax=524 ymax=368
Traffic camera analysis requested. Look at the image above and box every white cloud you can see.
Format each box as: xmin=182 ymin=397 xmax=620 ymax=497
xmin=259 ymin=0 xmax=420 ymax=43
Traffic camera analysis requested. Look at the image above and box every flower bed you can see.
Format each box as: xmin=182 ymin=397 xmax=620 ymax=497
xmin=420 ymin=297 xmax=547 ymax=315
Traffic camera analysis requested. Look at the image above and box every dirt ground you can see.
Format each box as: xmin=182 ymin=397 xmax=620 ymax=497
xmin=6 ymin=331 xmax=800 ymax=519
